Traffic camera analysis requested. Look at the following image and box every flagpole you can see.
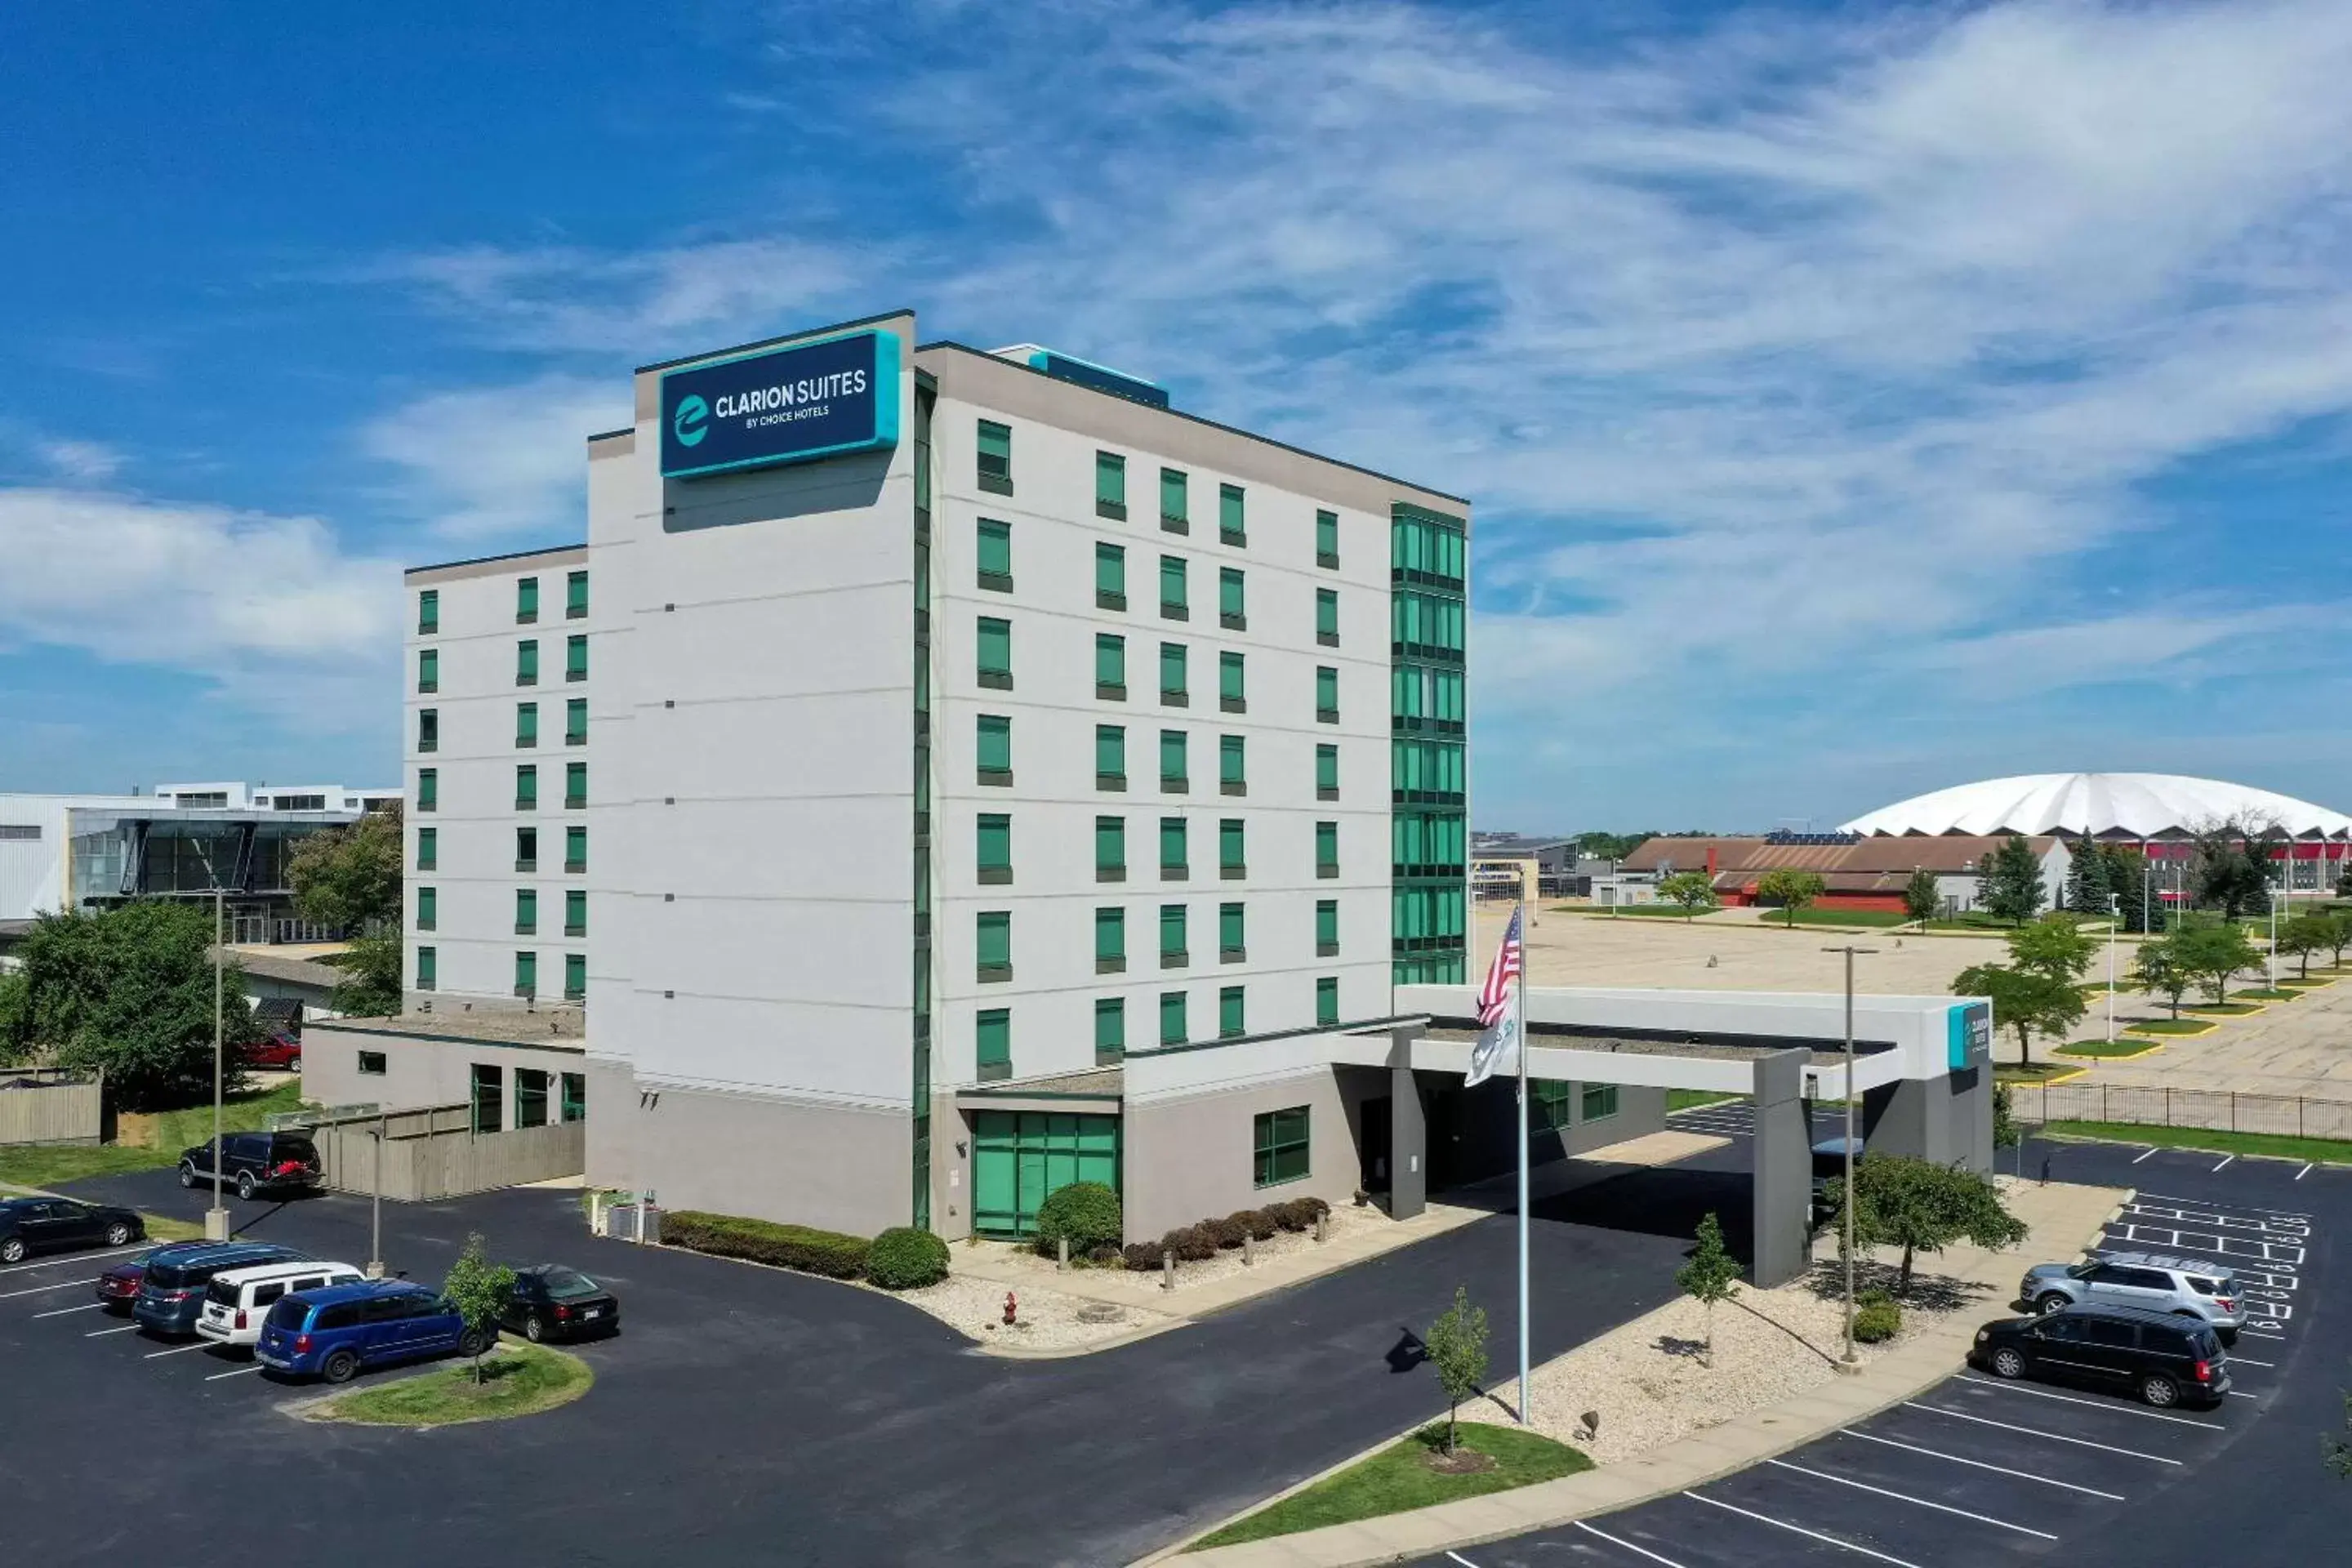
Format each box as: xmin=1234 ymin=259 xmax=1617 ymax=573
xmin=1515 ymin=897 xmax=1530 ymax=1426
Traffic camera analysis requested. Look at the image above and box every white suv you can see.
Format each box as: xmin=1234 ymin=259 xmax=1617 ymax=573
xmin=196 ymin=1260 xmax=365 ymax=1348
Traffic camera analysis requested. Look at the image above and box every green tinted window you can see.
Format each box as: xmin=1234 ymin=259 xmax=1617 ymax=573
xmin=517 ymin=577 xmax=539 ymax=623
xmin=977 ymin=518 xmax=1012 ymax=585
xmin=1220 ymin=734 xmax=1245 ymax=785
xmin=1094 ymin=906 xmax=1125 ymax=960
xmin=515 ymin=702 xmax=537 ymax=746
xmin=1160 ymin=467 xmax=1187 ymax=526
xmin=1096 ymin=634 xmax=1126 ymax=688
xmin=1219 ymin=984 xmax=1245 ymax=1036
xmin=1254 ymin=1106 xmax=1308 ymax=1185
xmin=1316 ymin=976 xmax=1339 ymax=1024
xmin=1219 ymin=568 xmax=1245 ymax=621
xmin=1096 ymin=452 xmax=1126 ymax=515
xmin=1316 ymin=666 xmax=1339 ymax=717
xmin=1095 ymin=542 xmax=1125 ymax=599
xmin=417 ymin=590 xmax=439 ymax=635
xmin=1316 ymin=821 xmax=1338 ymax=871
xmin=416 ymin=886 xmax=436 ymax=931
xmin=1316 ymin=898 xmax=1339 ymax=948
xmin=1160 ymin=903 xmax=1187 ymax=957
xmin=1316 ymin=509 xmax=1339 ymax=564
xmin=415 ymin=946 xmax=436 ymax=990
xmin=977 ymin=813 xmax=1011 ymax=872
xmin=1094 ymin=998 xmax=1125 ymax=1060
xmin=565 ymin=889 xmax=586 ymax=938
xmin=1218 ymin=902 xmax=1244 ymax=956
xmin=1159 ymin=555 xmax=1187 ymax=614
xmin=564 ymin=953 xmax=586 ymax=1000
xmin=976 ymin=1009 xmax=1011 ymax=1073
xmin=416 ymin=826 xmax=437 ymax=870
xmin=1316 ymin=744 xmax=1339 ymax=792
xmin=1159 ymin=642 xmax=1187 ymax=698
xmin=1316 ymin=588 xmax=1339 ymax=639
xmin=515 ymin=889 xmax=537 ymax=935
xmin=977 ymin=420 xmax=1012 ymax=492
xmin=1159 ymin=729 xmax=1187 ymax=786
xmin=976 ymin=911 xmax=1011 ymax=974
xmin=976 ymin=617 xmax=1012 ymax=681
xmin=977 ymin=715 xmax=1012 ymax=775
xmin=1094 ymin=816 xmax=1125 ymax=872
xmin=566 ymin=697 xmax=587 ymax=745
xmin=1219 ymin=817 xmax=1244 ymax=871
xmin=1159 ymin=990 xmax=1187 ymax=1045
xmin=1218 ymin=483 xmax=1245 ymax=543
xmin=1160 ymin=817 xmax=1187 ymax=874
xmin=1219 ymin=651 xmax=1245 ymax=702
xmin=1095 ymin=725 xmax=1125 ymax=781
xmin=566 ymin=569 xmax=588 ymax=618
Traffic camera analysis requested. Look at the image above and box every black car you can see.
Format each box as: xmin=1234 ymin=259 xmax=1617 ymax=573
xmin=177 ymin=1130 xmax=323 ymax=1200
xmin=1969 ymin=1302 xmax=2230 ymax=1409
xmin=497 ymin=1264 xmax=620 ymax=1343
xmin=0 ymin=1196 xmax=145 ymax=1264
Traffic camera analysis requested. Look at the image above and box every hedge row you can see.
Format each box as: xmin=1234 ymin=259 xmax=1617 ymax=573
xmin=666 ymin=1211 xmax=951 ymax=1290
xmin=1121 ymin=1196 xmax=1330 ymax=1271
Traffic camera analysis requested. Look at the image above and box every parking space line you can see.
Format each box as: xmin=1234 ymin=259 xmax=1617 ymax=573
xmin=2226 ymin=1392 xmax=2258 ymax=1401
xmin=0 ymin=1243 xmax=149 ymax=1276
xmin=142 ymin=1341 xmax=211 ymax=1359
xmin=1953 ymin=1374 xmax=2223 ymax=1428
xmin=2132 ymin=1147 xmax=2160 ymax=1164
xmin=1682 ymin=1491 xmax=1924 ymax=1567
xmin=1765 ymin=1458 xmax=2058 ymax=1539
xmin=1572 ymin=1521 xmax=1690 ymax=1568
xmin=2296 ymin=1165 xmax=2314 ymax=1181
xmin=1838 ymin=1430 xmax=2125 ymax=1499
xmin=0 ymin=1276 xmax=95 ymax=1300
xmin=2232 ymin=1356 xmax=2276 ymax=1368
xmin=2133 ymin=1192 xmax=2310 ymax=1218
xmin=85 ymin=1325 xmax=136 ymax=1337
xmin=2213 ymin=1155 xmax=2236 ymax=1173
xmin=203 ymin=1365 xmax=264 ymax=1382
xmin=1902 ymin=1401 xmax=2183 ymax=1463
xmin=31 ymin=1303 xmax=103 ymax=1318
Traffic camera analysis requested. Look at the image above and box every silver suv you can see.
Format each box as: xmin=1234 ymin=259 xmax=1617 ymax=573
xmin=2019 ymin=1250 xmax=2245 ymax=1343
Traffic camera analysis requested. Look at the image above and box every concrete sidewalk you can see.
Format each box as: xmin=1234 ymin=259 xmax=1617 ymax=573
xmin=1163 ymin=1175 xmax=2127 ymax=1568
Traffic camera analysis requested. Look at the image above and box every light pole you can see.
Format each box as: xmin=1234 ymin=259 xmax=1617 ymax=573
xmin=205 ymin=887 xmax=231 ymax=1242
xmin=2106 ymin=894 xmax=2119 ymax=1044
xmin=1824 ymin=943 xmax=1878 ymax=1367
xmin=2268 ymin=857 xmax=2280 ymax=989
xmin=367 ymin=1114 xmax=386 ymax=1277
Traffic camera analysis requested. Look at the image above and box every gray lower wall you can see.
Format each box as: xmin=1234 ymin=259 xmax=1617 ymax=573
xmin=301 ymin=1023 xmax=587 ymax=1116
xmin=1864 ymin=1067 xmax=1993 ymax=1174
xmin=594 ymin=1080 xmax=911 ymax=1238
xmin=1443 ymin=1076 xmax=1671 ymax=1188
xmin=1125 ymin=1067 xmax=1373 ymax=1241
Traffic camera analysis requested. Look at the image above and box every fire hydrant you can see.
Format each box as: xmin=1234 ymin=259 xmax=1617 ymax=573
xmin=1003 ymin=1290 xmax=1018 ymax=1327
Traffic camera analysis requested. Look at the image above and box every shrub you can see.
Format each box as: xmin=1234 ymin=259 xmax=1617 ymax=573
xmin=1271 ymin=1198 xmax=1315 ymax=1232
xmin=1209 ymin=1214 xmax=1251 ymax=1250
xmin=1243 ymin=1208 xmax=1279 ymax=1242
xmin=1169 ymin=1223 xmax=1218 ymax=1262
xmin=1123 ymin=1241 xmax=1165 ymax=1272
xmin=866 ymin=1227 xmax=951 ymax=1290
xmin=664 ymin=1210 xmax=870 ymax=1281
xmin=1854 ymin=1298 xmax=1902 ymax=1344
xmin=1033 ymin=1181 xmax=1123 ymax=1258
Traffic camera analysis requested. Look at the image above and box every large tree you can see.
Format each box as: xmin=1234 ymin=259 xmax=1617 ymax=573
xmin=2065 ymin=843 xmax=2114 ymax=916
xmin=2169 ymin=914 xmax=2261 ymax=1004
xmin=1754 ymin=867 xmax=1826 ymax=929
xmin=1952 ymin=963 xmax=2082 ymax=1067
xmin=2189 ymin=821 xmax=2274 ymax=920
xmin=287 ymin=802 xmax=405 ymax=934
xmin=1976 ymin=835 xmax=2046 ymax=924
xmin=4 ymin=903 xmax=259 ymax=1110
xmin=2100 ymin=844 xmax=2152 ymax=933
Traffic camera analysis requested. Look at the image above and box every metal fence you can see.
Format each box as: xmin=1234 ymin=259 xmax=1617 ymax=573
xmin=2015 ymin=1080 xmax=2352 ymax=1142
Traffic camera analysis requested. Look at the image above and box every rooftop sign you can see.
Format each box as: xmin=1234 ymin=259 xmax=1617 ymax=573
xmin=660 ymin=330 xmax=900 ymax=479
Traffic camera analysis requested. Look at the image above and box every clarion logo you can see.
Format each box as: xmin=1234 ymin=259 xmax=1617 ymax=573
xmin=672 ymin=394 xmax=709 ymax=448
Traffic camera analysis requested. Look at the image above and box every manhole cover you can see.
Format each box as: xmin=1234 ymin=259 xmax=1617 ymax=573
xmin=1076 ymin=1302 xmax=1126 ymax=1325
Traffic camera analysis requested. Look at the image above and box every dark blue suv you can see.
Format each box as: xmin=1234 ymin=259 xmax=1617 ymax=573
xmin=255 ymin=1280 xmax=487 ymax=1383
xmin=132 ymin=1241 xmax=310 ymax=1336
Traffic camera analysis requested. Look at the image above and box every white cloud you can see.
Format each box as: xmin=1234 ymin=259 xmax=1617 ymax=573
xmin=38 ymin=439 xmax=123 ymax=481
xmin=358 ymin=376 xmax=626 ymax=543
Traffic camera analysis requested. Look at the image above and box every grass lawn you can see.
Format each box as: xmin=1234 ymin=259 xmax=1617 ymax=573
xmin=2234 ymin=989 xmax=2299 ymax=1001
xmin=2127 ymin=1018 xmax=2218 ymax=1036
xmin=0 ymin=1141 xmax=172 ymax=1188
xmin=1578 ymin=904 xmax=1717 ymax=920
xmin=2041 ymin=1120 xmax=2352 ymax=1166
xmin=310 ymin=1342 xmax=593 ymax=1428
xmin=1998 ymin=1062 xmax=2085 ymax=1085
xmin=135 ymin=1077 xmax=307 ymax=1152
xmin=1668 ymin=1089 xmax=1742 ymax=1111
xmin=2056 ymin=1039 xmax=2163 ymax=1058
xmin=1191 ymin=1423 xmax=1592 ymax=1549
xmin=1752 ymin=907 xmax=1918 ymax=929
xmin=2182 ymin=1002 xmax=2262 ymax=1015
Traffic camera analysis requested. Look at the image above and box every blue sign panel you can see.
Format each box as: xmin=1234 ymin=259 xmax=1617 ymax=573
xmin=1947 ymin=1001 xmax=1992 ymax=1071
xmin=660 ymin=330 xmax=900 ymax=479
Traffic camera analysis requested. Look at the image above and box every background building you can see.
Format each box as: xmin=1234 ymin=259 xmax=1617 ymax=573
xmin=1621 ymin=831 xmax=2074 ymax=915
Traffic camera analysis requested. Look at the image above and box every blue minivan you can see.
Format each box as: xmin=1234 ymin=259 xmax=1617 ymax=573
xmin=132 ymin=1241 xmax=310 ymax=1336
xmin=255 ymin=1280 xmax=488 ymax=1383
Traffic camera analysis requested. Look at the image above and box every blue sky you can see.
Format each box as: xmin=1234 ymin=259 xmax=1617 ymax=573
xmin=3 ymin=1 xmax=2350 ymax=830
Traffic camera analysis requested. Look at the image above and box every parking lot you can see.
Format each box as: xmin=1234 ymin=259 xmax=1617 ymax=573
xmin=1414 ymin=1134 xmax=2352 ymax=1568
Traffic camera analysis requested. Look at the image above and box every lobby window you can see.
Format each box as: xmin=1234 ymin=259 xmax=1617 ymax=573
xmin=1316 ymin=976 xmax=1339 ymax=1027
xmin=1316 ymin=821 xmax=1339 ymax=878
xmin=1159 ymin=555 xmax=1188 ymax=621
xmin=515 ymin=826 xmax=537 ymax=873
xmin=416 ymin=826 xmax=437 ymax=871
xmin=1218 ymin=483 xmax=1246 ymax=546
xmin=1581 ymin=1084 xmax=1620 ymax=1122
xmin=1160 ymin=816 xmax=1188 ymax=879
xmin=1160 ymin=902 xmax=1187 ymax=966
xmin=416 ymin=768 xmax=438 ymax=813
xmin=977 ymin=518 xmax=1013 ymax=591
xmin=358 ymin=1051 xmax=387 ymax=1077
xmin=565 ymin=825 xmax=586 ymax=873
xmin=1219 ymin=984 xmax=1245 ymax=1036
xmin=514 ymin=702 xmax=537 ymax=749
xmin=561 ymin=1073 xmax=586 ymax=1123
xmin=1219 ymin=902 xmax=1245 ymax=963
xmin=514 ymin=951 xmax=538 ymax=1000
xmin=417 ymin=648 xmax=439 ymax=694
xmin=977 ymin=616 xmax=1013 ymax=689
xmin=1159 ymin=990 xmax=1187 ymax=1045
xmin=1096 ymin=633 xmax=1128 ymax=700
xmin=1316 ymin=666 xmax=1339 ymax=724
xmin=1531 ymin=1080 xmax=1573 ymax=1133
xmin=1094 ymin=906 xmax=1126 ymax=973
xmin=1254 ymin=1106 xmax=1309 ymax=1187
xmin=976 ymin=1009 xmax=1012 ymax=1080
xmin=977 ymin=714 xmax=1013 ymax=785
xmin=1096 ymin=451 xmax=1127 ymax=520
xmin=565 ymin=633 xmax=588 ymax=683
xmin=565 ymin=888 xmax=587 ymax=938
xmin=564 ymin=953 xmax=588 ymax=1001
xmin=976 ymin=911 xmax=1012 ymax=982
xmin=566 ymin=569 xmax=588 ymax=620
xmin=1316 ymin=588 xmax=1339 ymax=647
xmin=1316 ymin=509 xmax=1339 ymax=568
xmin=1159 ymin=642 xmax=1188 ymax=706
xmin=470 ymin=1063 xmax=501 ymax=1132
xmin=1094 ymin=998 xmax=1125 ymax=1064
xmin=977 ymin=812 xmax=1013 ymax=884
xmin=1095 ymin=815 xmax=1127 ymax=882
xmin=416 ymin=885 xmax=437 ymax=933
xmin=1219 ymin=651 xmax=1246 ymax=714
xmin=416 ymin=589 xmax=439 ymax=635
xmin=515 ymin=888 xmax=538 ymax=937
xmin=515 ymin=764 xmax=538 ymax=811
xmin=517 ymin=576 xmax=540 ymax=624
xmin=977 ymin=419 xmax=1013 ymax=495
xmin=1219 ymin=734 xmax=1246 ymax=796
xmin=1219 ymin=568 xmax=1245 ymax=630
xmin=1095 ymin=724 xmax=1126 ymax=791
xmin=1316 ymin=743 xmax=1339 ymax=800
xmin=516 ymin=639 xmax=538 ymax=687
xmin=1096 ymin=542 xmax=1127 ymax=611
xmin=1219 ymin=817 xmax=1245 ymax=879
xmin=1316 ymin=898 xmax=1339 ymax=956
xmin=415 ymin=946 xmax=436 ymax=991
xmin=1159 ymin=729 xmax=1188 ymax=792
xmin=566 ymin=697 xmax=587 ymax=746
xmin=565 ymin=761 xmax=586 ymax=809
xmin=516 ymin=1069 xmax=550 ymax=1128
xmin=418 ymin=708 xmax=439 ymax=754
xmin=1160 ymin=466 xmax=1188 ymax=532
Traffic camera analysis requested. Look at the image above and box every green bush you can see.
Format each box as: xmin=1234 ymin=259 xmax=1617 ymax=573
xmin=1241 ymin=1208 xmax=1279 ymax=1242
xmin=664 ymin=1210 xmax=870 ymax=1281
xmin=1168 ymin=1223 xmax=1218 ymax=1262
xmin=1853 ymin=1298 xmax=1902 ymax=1343
xmin=867 ymin=1227 xmax=950 ymax=1290
xmin=1032 ymin=1181 xmax=1123 ymax=1257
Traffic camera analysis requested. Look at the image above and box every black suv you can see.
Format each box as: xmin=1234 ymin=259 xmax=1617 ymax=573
xmin=1969 ymin=1302 xmax=2230 ymax=1409
xmin=177 ymin=1130 xmax=324 ymax=1200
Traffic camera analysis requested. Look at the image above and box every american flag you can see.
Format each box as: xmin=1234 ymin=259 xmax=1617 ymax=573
xmin=1477 ymin=905 xmax=1524 ymax=1029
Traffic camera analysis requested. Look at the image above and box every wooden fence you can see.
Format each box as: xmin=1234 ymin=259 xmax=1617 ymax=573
xmin=0 ymin=1069 xmax=102 ymax=1147
xmin=296 ymin=1103 xmax=584 ymax=1201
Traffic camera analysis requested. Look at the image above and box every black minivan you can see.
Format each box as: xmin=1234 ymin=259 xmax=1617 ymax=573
xmin=1970 ymin=1302 xmax=2230 ymax=1409
xmin=177 ymin=1130 xmax=324 ymax=1200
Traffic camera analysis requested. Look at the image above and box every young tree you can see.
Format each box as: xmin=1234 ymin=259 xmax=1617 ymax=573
xmin=1658 ymin=871 xmax=1718 ymax=922
xmin=2007 ymin=912 xmax=2097 ymax=989
xmin=1951 ymin=963 xmax=2082 ymax=1067
xmin=1675 ymin=1211 xmax=1743 ymax=1367
xmin=2189 ymin=822 xmax=2273 ymax=920
xmin=440 ymin=1232 xmax=516 ymax=1385
xmin=2065 ymin=844 xmax=2113 ymax=916
xmin=1976 ymin=835 xmax=2047 ymax=924
xmin=1423 ymin=1284 xmax=1491 ymax=1456
xmin=1902 ymin=868 xmax=1940 ymax=924
xmin=2277 ymin=913 xmax=2328 ymax=982
xmin=2324 ymin=911 xmax=2352 ymax=969
xmin=287 ymin=803 xmax=405 ymax=933
xmin=2172 ymin=915 xmax=2261 ymax=1004
xmin=1754 ymin=868 xmax=1826 ymax=929
xmin=2131 ymin=938 xmax=2194 ymax=1020
xmin=1826 ymin=1153 xmax=2029 ymax=1296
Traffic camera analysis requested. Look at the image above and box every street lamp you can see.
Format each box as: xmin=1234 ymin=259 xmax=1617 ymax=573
xmin=2106 ymin=894 xmax=2120 ymax=1044
xmin=1824 ymin=943 xmax=1878 ymax=1368
xmin=204 ymin=887 xmax=231 ymax=1242
xmin=367 ymin=1114 xmax=387 ymax=1278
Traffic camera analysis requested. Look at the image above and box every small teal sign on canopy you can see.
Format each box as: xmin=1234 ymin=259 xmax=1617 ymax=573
xmin=660 ymin=330 xmax=900 ymax=479
xmin=1947 ymin=1001 xmax=1992 ymax=1071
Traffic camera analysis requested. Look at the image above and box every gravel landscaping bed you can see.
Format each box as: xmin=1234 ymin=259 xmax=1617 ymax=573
xmin=958 ymin=1197 xmax=1383 ymax=1297
xmin=894 ymin=1272 xmax=1178 ymax=1350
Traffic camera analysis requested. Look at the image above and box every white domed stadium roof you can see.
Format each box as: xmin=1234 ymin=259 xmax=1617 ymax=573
xmin=1842 ymin=773 xmax=2352 ymax=841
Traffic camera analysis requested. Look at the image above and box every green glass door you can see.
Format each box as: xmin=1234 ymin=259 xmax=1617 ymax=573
xmin=970 ymin=1110 xmax=1121 ymax=1236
